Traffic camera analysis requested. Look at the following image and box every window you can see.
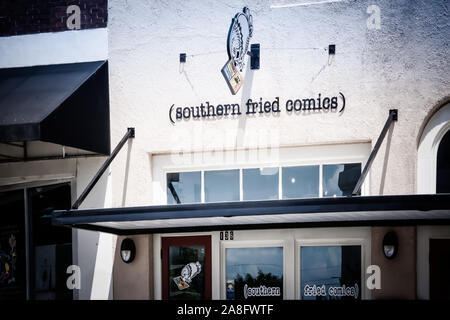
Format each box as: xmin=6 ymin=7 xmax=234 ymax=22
xmin=169 ymin=246 xmax=205 ymax=300
xmin=225 ymin=247 xmax=283 ymax=300
xmin=167 ymin=172 xmax=201 ymax=204
xmin=417 ymin=102 xmax=450 ymax=194
xmin=300 ymin=245 xmax=361 ymax=300
xmin=323 ymin=163 xmax=361 ymax=197
xmin=204 ymin=170 xmax=239 ymax=203
xmin=436 ymin=130 xmax=450 ymax=193
xmin=282 ymin=165 xmax=319 ymax=199
xmin=166 ymin=163 xmax=361 ymax=204
xmin=0 ymin=183 xmax=72 ymax=300
xmin=243 ymin=168 xmax=279 ymax=200
xmin=0 ymin=190 xmax=25 ymax=300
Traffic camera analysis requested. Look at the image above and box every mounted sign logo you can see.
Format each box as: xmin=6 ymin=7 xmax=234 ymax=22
xmin=221 ymin=7 xmax=253 ymax=95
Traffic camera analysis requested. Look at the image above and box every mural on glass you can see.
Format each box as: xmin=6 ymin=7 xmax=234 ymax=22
xmin=169 ymin=246 xmax=205 ymax=300
xmin=301 ymin=245 xmax=361 ymax=300
xmin=226 ymin=247 xmax=283 ymax=300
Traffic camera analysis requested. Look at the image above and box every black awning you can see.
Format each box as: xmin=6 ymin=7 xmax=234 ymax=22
xmin=0 ymin=61 xmax=110 ymax=155
xmin=52 ymin=194 xmax=450 ymax=235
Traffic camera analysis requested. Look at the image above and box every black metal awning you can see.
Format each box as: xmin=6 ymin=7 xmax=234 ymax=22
xmin=0 ymin=61 xmax=110 ymax=155
xmin=52 ymin=194 xmax=450 ymax=235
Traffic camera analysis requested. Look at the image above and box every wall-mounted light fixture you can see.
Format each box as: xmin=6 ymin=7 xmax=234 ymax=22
xmin=382 ymin=231 xmax=398 ymax=259
xmin=120 ymin=238 xmax=136 ymax=264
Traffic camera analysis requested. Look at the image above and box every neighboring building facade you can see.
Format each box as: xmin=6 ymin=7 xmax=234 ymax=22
xmin=0 ymin=0 xmax=449 ymax=300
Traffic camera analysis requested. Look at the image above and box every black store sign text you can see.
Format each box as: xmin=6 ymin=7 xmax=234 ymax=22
xmin=169 ymin=93 xmax=346 ymax=124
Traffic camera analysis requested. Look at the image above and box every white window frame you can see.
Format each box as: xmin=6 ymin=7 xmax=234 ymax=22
xmin=220 ymin=240 xmax=289 ymax=300
xmin=417 ymin=103 xmax=450 ymax=194
xmin=296 ymin=238 xmax=369 ymax=300
xmin=153 ymin=143 xmax=371 ymax=205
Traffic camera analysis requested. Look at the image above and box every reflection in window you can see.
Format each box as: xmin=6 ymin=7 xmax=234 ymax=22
xmin=282 ymin=165 xmax=319 ymax=199
xmin=243 ymin=168 xmax=279 ymax=200
xmin=226 ymin=247 xmax=283 ymax=300
xmin=167 ymin=172 xmax=201 ymax=204
xmin=437 ymin=130 xmax=450 ymax=193
xmin=301 ymin=246 xmax=361 ymax=300
xmin=323 ymin=163 xmax=361 ymax=197
xmin=204 ymin=170 xmax=239 ymax=203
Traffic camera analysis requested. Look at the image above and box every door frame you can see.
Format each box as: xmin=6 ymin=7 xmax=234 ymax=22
xmin=161 ymin=235 xmax=212 ymax=300
xmin=0 ymin=179 xmax=73 ymax=300
xmin=417 ymin=226 xmax=450 ymax=299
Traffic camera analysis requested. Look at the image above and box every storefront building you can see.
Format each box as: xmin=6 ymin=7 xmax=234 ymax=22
xmin=1 ymin=0 xmax=450 ymax=300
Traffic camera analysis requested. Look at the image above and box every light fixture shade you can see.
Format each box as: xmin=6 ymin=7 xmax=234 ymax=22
xmin=382 ymin=231 xmax=398 ymax=259
xmin=120 ymin=238 xmax=136 ymax=263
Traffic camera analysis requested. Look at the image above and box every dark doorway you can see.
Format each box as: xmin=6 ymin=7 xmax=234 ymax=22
xmin=0 ymin=190 xmax=26 ymax=300
xmin=0 ymin=182 xmax=72 ymax=300
xmin=30 ymin=183 xmax=72 ymax=300
xmin=429 ymin=239 xmax=450 ymax=299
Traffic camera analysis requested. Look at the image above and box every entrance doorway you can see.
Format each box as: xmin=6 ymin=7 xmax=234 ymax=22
xmin=430 ymin=239 xmax=450 ymax=299
xmin=0 ymin=182 xmax=72 ymax=300
xmin=161 ymin=235 xmax=211 ymax=300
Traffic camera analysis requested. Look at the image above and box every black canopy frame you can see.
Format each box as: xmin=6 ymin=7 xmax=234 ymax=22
xmin=52 ymin=194 xmax=450 ymax=235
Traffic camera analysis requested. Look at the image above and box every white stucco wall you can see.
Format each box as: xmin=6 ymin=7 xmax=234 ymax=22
xmin=1 ymin=0 xmax=450 ymax=300
xmin=107 ymin=0 xmax=450 ymax=207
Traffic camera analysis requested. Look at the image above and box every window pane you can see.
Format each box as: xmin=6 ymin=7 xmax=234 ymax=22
xmin=226 ymin=247 xmax=283 ymax=300
xmin=243 ymin=168 xmax=279 ymax=200
xmin=0 ymin=190 xmax=26 ymax=300
xmin=30 ymin=183 xmax=72 ymax=300
xmin=301 ymin=245 xmax=361 ymax=300
xmin=323 ymin=163 xmax=361 ymax=197
xmin=437 ymin=130 xmax=450 ymax=193
xmin=282 ymin=165 xmax=319 ymax=199
xmin=204 ymin=170 xmax=239 ymax=203
xmin=167 ymin=172 xmax=201 ymax=204
xmin=169 ymin=246 xmax=205 ymax=300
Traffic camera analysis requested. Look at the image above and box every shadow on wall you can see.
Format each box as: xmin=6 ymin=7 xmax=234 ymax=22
xmin=236 ymin=58 xmax=255 ymax=149
xmin=113 ymin=235 xmax=153 ymax=300
xmin=378 ymin=120 xmax=395 ymax=195
xmin=74 ymin=157 xmax=111 ymax=300
xmin=371 ymin=226 xmax=416 ymax=299
xmin=121 ymin=138 xmax=133 ymax=207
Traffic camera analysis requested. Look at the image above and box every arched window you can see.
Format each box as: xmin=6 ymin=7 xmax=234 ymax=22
xmin=417 ymin=102 xmax=450 ymax=194
xmin=436 ymin=130 xmax=450 ymax=193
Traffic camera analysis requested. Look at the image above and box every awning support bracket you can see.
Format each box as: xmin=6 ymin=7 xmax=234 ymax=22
xmin=352 ymin=109 xmax=398 ymax=196
xmin=71 ymin=127 xmax=135 ymax=209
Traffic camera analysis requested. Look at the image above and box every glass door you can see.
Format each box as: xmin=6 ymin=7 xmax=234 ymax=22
xmin=161 ymin=236 xmax=211 ymax=300
xmin=0 ymin=190 xmax=26 ymax=300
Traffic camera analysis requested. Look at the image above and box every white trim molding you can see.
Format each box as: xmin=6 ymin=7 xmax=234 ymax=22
xmin=417 ymin=103 xmax=450 ymax=194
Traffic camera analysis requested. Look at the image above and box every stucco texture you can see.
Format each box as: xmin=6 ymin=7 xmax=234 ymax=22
xmin=107 ymin=0 xmax=450 ymax=206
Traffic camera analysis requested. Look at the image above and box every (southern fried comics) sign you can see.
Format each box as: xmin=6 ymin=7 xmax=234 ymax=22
xmin=222 ymin=7 xmax=253 ymax=95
